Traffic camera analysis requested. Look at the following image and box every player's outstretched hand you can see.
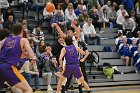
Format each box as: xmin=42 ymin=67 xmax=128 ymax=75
xmin=51 ymin=23 xmax=58 ymax=28
xmin=80 ymin=58 xmax=85 ymax=62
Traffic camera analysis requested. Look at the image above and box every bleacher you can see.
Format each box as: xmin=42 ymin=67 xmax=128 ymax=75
xmin=1 ymin=2 xmax=140 ymax=92
xmin=13 ymin=4 xmax=140 ymax=88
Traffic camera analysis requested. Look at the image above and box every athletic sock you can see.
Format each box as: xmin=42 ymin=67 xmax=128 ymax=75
xmin=78 ymin=84 xmax=83 ymax=93
xmin=87 ymin=90 xmax=92 ymax=93
xmin=61 ymin=85 xmax=66 ymax=93
xmin=70 ymin=85 xmax=74 ymax=90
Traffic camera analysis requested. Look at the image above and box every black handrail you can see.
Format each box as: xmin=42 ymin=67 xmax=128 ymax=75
xmin=88 ymin=50 xmax=100 ymax=74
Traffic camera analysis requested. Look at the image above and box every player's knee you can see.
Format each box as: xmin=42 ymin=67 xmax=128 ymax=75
xmin=22 ymin=86 xmax=33 ymax=93
xmin=26 ymin=87 xmax=33 ymax=92
xmin=78 ymin=76 xmax=84 ymax=82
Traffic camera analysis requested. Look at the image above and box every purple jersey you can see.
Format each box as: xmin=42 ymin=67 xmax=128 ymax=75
xmin=0 ymin=35 xmax=22 ymax=67
xmin=64 ymin=45 xmax=79 ymax=65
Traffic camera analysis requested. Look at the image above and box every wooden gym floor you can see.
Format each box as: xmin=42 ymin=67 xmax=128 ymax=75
xmin=40 ymin=85 xmax=140 ymax=93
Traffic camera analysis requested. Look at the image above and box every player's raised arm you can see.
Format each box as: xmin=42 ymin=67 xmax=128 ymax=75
xmin=71 ymin=20 xmax=81 ymax=40
xmin=51 ymin=23 xmax=66 ymax=39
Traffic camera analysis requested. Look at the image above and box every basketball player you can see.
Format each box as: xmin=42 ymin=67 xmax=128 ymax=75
xmin=0 ymin=23 xmax=34 ymax=93
xmin=52 ymin=21 xmax=89 ymax=93
xmin=57 ymin=36 xmax=92 ymax=93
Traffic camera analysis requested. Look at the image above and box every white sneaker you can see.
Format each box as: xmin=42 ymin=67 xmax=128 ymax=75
xmin=47 ymin=85 xmax=53 ymax=91
xmin=121 ymin=71 xmax=124 ymax=74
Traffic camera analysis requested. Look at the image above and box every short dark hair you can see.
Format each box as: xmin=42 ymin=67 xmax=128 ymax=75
xmin=67 ymin=27 xmax=75 ymax=33
xmin=13 ymin=23 xmax=23 ymax=35
xmin=65 ymin=36 xmax=73 ymax=46
xmin=50 ymin=56 xmax=56 ymax=60
xmin=0 ymin=29 xmax=10 ymax=40
xmin=124 ymin=15 xmax=129 ymax=19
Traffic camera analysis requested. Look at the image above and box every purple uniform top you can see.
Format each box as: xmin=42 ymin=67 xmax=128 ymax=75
xmin=64 ymin=44 xmax=79 ymax=65
xmin=0 ymin=35 xmax=22 ymax=67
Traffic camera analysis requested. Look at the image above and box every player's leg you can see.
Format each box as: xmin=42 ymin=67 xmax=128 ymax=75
xmin=57 ymin=66 xmax=71 ymax=92
xmin=6 ymin=65 xmax=33 ymax=93
xmin=78 ymin=76 xmax=90 ymax=91
xmin=74 ymin=65 xmax=91 ymax=93
xmin=55 ymin=72 xmax=68 ymax=93
xmin=56 ymin=75 xmax=66 ymax=92
xmin=13 ymin=80 xmax=33 ymax=93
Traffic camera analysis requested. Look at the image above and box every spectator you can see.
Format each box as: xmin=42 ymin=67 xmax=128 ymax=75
xmin=20 ymin=58 xmax=41 ymax=92
xmin=102 ymin=8 xmax=109 ymax=26
xmin=112 ymin=1 xmax=118 ymax=11
xmin=54 ymin=3 xmax=64 ymax=17
xmin=0 ymin=0 xmax=9 ymax=9
xmin=40 ymin=46 xmax=53 ymax=62
xmin=73 ymin=0 xmax=79 ymax=9
xmin=79 ymin=0 xmax=87 ymax=10
xmin=88 ymin=6 xmax=96 ymax=17
xmin=22 ymin=19 xmax=33 ymax=32
xmin=107 ymin=4 xmax=117 ymax=27
xmin=43 ymin=6 xmax=54 ymax=20
xmin=0 ymin=9 xmax=4 ymax=29
xmin=31 ymin=25 xmax=44 ymax=44
xmin=133 ymin=44 xmax=140 ymax=72
xmin=115 ymin=30 xmax=123 ymax=51
xmin=36 ymin=40 xmax=46 ymax=58
xmin=118 ymin=37 xmax=131 ymax=66
xmin=33 ymin=0 xmax=45 ymax=20
xmin=22 ymin=23 xmax=30 ymax=39
xmin=116 ymin=9 xmax=127 ymax=30
xmin=0 ymin=29 xmax=10 ymax=41
xmin=130 ymin=10 xmax=139 ymax=27
xmin=90 ymin=9 xmax=102 ymax=32
xmin=43 ymin=3 xmax=54 ymax=33
xmin=136 ymin=31 xmax=140 ymax=45
xmin=42 ymin=56 xmax=62 ymax=91
xmin=97 ymin=4 xmax=103 ymax=22
xmin=65 ymin=3 xmax=74 ymax=15
xmin=101 ymin=0 xmax=112 ymax=12
xmin=122 ymin=15 xmax=136 ymax=37
xmin=51 ymin=37 xmax=64 ymax=64
xmin=62 ymin=0 xmax=70 ymax=12
xmin=38 ymin=46 xmax=53 ymax=76
xmin=52 ymin=0 xmax=64 ymax=7
xmin=83 ymin=18 xmax=101 ymax=45
xmin=74 ymin=5 xmax=83 ymax=16
xmin=29 ymin=39 xmax=37 ymax=54
xmin=117 ymin=4 xmax=128 ymax=17
xmin=3 ymin=7 xmax=15 ymax=22
xmin=123 ymin=0 xmax=135 ymax=15
xmin=136 ymin=2 xmax=140 ymax=14
xmin=129 ymin=38 xmax=138 ymax=58
xmin=78 ymin=9 xmax=89 ymax=28
xmin=88 ymin=0 xmax=99 ymax=9
xmin=51 ymin=10 xmax=65 ymax=31
xmin=131 ymin=10 xmax=140 ymax=37
xmin=65 ymin=8 xmax=77 ymax=28
xmin=3 ymin=15 xmax=15 ymax=32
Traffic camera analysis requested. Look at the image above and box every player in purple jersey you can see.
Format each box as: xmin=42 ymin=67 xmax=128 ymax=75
xmin=0 ymin=23 xmax=34 ymax=93
xmin=56 ymin=36 xmax=92 ymax=93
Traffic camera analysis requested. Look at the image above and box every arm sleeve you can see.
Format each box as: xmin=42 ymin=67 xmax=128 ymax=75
xmin=78 ymin=41 xmax=88 ymax=51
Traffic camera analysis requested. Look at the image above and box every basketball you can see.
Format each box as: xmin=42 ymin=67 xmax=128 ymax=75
xmin=46 ymin=3 xmax=55 ymax=13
